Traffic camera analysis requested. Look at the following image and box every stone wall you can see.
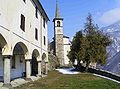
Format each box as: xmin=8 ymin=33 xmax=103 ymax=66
xmin=89 ymin=68 xmax=120 ymax=81
xmin=55 ymin=34 xmax=64 ymax=66
xmin=48 ymin=54 xmax=60 ymax=71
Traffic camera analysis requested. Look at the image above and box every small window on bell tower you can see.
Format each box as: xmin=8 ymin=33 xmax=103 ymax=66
xmin=57 ymin=21 xmax=60 ymax=27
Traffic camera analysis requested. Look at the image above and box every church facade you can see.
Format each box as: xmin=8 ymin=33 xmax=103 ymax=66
xmin=50 ymin=0 xmax=71 ymax=66
xmin=0 ymin=0 xmax=49 ymax=86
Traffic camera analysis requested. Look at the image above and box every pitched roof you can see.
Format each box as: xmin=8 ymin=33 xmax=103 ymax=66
xmin=32 ymin=0 xmax=50 ymax=21
xmin=53 ymin=0 xmax=63 ymax=22
xmin=63 ymin=35 xmax=69 ymax=38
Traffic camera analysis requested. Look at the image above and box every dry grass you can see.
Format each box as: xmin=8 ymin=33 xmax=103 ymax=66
xmin=12 ymin=71 xmax=120 ymax=89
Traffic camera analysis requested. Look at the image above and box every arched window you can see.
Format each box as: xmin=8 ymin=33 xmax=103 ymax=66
xmin=57 ymin=21 xmax=60 ymax=27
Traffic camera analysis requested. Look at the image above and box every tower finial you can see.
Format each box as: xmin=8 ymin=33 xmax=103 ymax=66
xmin=55 ymin=0 xmax=60 ymax=18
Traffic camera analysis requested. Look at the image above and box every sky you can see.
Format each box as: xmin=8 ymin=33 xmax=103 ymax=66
xmin=40 ymin=0 xmax=120 ymax=41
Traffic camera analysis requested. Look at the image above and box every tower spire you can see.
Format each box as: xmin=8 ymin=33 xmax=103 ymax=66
xmin=55 ymin=0 xmax=60 ymax=18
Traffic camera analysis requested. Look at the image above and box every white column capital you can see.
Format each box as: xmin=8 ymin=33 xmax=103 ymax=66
xmin=45 ymin=61 xmax=48 ymax=63
xmin=38 ymin=60 xmax=42 ymax=63
xmin=25 ymin=59 xmax=31 ymax=61
xmin=3 ymin=55 xmax=12 ymax=59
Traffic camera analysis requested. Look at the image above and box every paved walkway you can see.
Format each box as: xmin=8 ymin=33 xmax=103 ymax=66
xmin=0 ymin=68 xmax=79 ymax=89
xmin=0 ymin=75 xmax=47 ymax=89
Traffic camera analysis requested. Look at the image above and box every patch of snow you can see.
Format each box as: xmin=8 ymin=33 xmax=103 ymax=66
xmin=30 ymin=76 xmax=40 ymax=81
xmin=11 ymin=78 xmax=28 ymax=87
xmin=107 ymin=29 xmax=112 ymax=32
xmin=93 ymin=74 xmax=120 ymax=83
xmin=117 ymin=49 xmax=120 ymax=52
xmin=56 ymin=68 xmax=79 ymax=74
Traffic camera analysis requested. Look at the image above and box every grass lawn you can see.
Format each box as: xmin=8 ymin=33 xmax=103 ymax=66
xmin=12 ymin=71 xmax=120 ymax=89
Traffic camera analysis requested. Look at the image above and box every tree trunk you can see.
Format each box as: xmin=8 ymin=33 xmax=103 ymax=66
xmin=85 ymin=61 xmax=90 ymax=72
xmin=77 ymin=60 xmax=80 ymax=66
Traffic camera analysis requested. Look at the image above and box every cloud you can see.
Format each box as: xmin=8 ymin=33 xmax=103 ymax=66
xmin=99 ymin=8 xmax=120 ymax=25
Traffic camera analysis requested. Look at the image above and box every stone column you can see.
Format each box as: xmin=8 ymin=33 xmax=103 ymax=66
xmin=45 ymin=62 xmax=48 ymax=75
xmin=25 ymin=59 xmax=31 ymax=80
xmin=38 ymin=61 xmax=42 ymax=77
xmin=3 ymin=55 xmax=12 ymax=87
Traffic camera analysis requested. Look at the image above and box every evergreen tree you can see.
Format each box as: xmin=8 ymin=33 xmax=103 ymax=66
xmin=83 ymin=13 xmax=111 ymax=72
xmin=68 ymin=13 xmax=112 ymax=72
xmin=68 ymin=31 xmax=83 ymax=64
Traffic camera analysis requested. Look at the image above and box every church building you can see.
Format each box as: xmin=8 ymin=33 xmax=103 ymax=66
xmin=50 ymin=0 xmax=71 ymax=66
xmin=0 ymin=0 xmax=49 ymax=86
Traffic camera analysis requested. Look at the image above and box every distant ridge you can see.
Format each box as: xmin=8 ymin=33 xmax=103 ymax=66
xmin=99 ymin=21 xmax=120 ymax=75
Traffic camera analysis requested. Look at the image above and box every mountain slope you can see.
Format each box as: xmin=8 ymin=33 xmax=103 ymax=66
xmin=102 ymin=51 xmax=120 ymax=75
xmin=100 ymin=21 xmax=120 ymax=75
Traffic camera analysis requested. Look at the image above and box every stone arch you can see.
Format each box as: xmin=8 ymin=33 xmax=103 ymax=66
xmin=32 ymin=49 xmax=40 ymax=60
xmin=11 ymin=42 xmax=29 ymax=79
xmin=42 ymin=53 xmax=47 ymax=61
xmin=41 ymin=53 xmax=47 ymax=74
xmin=0 ymin=34 xmax=8 ymax=81
xmin=0 ymin=34 xmax=8 ymax=55
xmin=31 ymin=49 xmax=40 ymax=76
xmin=12 ymin=42 xmax=29 ymax=59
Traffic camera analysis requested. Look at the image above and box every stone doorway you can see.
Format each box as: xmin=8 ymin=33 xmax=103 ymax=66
xmin=31 ymin=49 xmax=40 ymax=76
xmin=31 ymin=56 xmax=38 ymax=76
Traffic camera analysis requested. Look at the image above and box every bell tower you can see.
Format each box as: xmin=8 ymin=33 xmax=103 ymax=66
xmin=53 ymin=0 xmax=64 ymax=66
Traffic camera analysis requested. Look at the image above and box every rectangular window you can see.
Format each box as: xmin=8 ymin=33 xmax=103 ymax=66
xmin=23 ymin=0 xmax=26 ymax=3
xmin=44 ymin=36 xmax=46 ymax=45
xmin=20 ymin=14 xmax=25 ymax=31
xmin=35 ymin=28 xmax=38 ymax=40
xmin=12 ymin=55 xmax=16 ymax=69
xmin=35 ymin=7 xmax=38 ymax=18
xmin=43 ymin=18 xmax=45 ymax=28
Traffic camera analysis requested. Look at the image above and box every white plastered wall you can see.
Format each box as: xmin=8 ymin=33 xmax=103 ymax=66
xmin=63 ymin=37 xmax=71 ymax=65
xmin=0 ymin=0 xmax=48 ymax=80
